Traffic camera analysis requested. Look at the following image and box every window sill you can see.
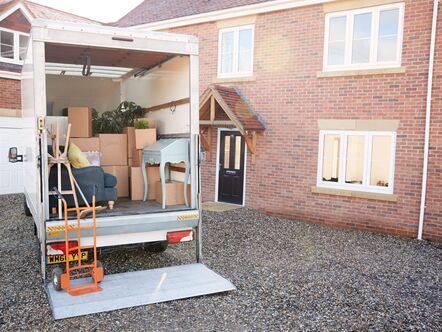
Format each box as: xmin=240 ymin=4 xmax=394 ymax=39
xmin=213 ymin=75 xmax=256 ymax=83
xmin=311 ymin=186 xmax=398 ymax=202
xmin=317 ymin=66 xmax=406 ymax=78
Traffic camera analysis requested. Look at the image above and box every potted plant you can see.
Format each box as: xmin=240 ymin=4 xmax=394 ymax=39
xmin=134 ymin=118 xmax=157 ymax=150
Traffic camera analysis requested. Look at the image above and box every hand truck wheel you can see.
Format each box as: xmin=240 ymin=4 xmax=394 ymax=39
xmin=52 ymin=267 xmax=64 ymax=291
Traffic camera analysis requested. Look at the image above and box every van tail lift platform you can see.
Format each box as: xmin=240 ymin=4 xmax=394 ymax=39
xmin=47 ymin=263 xmax=235 ymax=319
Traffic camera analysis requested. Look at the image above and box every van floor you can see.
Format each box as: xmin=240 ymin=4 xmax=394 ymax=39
xmin=48 ymin=198 xmax=190 ymax=221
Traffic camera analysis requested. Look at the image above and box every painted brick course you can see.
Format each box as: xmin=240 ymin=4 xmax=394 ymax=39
xmin=168 ymin=0 xmax=442 ymax=241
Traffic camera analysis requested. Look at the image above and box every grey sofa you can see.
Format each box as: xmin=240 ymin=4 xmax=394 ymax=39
xmin=48 ymin=146 xmax=117 ymax=208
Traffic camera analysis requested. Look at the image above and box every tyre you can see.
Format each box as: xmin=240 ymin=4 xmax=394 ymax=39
xmin=24 ymin=199 xmax=32 ymax=217
xmin=146 ymin=241 xmax=168 ymax=253
xmin=52 ymin=267 xmax=64 ymax=291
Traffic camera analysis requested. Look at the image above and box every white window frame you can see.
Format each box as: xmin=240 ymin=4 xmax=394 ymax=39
xmin=217 ymin=24 xmax=255 ymax=78
xmin=323 ymin=3 xmax=405 ymax=72
xmin=317 ymin=130 xmax=396 ymax=194
xmin=0 ymin=27 xmax=29 ymax=65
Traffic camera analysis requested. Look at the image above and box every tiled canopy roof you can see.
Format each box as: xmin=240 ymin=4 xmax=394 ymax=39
xmin=0 ymin=0 xmax=100 ymax=25
xmin=201 ymin=85 xmax=266 ymax=132
xmin=115 ymin=0 xmax=274 ymax=27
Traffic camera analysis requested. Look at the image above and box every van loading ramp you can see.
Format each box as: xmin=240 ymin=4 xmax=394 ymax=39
xmin=47 ymin=263 xmax=236 ymax=319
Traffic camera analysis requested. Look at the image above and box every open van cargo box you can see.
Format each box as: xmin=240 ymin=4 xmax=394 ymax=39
xmin=21 ymin=19 xmax=235 ymax=318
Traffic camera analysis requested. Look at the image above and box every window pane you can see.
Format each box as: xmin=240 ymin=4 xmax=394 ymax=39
xmin=220 ymin=31 xmax=234 ymax=73
xmin=322 ymin=135 xmax=340 ymax=182
xmin=379 ymin=9 xmax=399 ymax=36
xmin=234 ymin=136 xmax=242 ymax=170
xmin=377 ymin=9 xmax=399 ymax=62
xmin=328 ymin=16 xmax=347 ymax=66
xmin=1 ymin=30 xmax=14 ymax=59
xmin=223 ymin=135 xmax=231 ymax=169
xmin=352 ymin=13 xmax=372 ymax=64
xmin=238 ymin=28 xmax=252 ymax=72
xmin=19 ymin=35 xmax=29 ymax=61
xmin=345 ymin=136 xmax=365 ymax=184
xmin=370 ymin=136 xmax=392 ymax=187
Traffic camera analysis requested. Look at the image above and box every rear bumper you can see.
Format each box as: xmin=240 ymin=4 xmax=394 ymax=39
xmin=46 ymin=210 xmax=200 ymax=247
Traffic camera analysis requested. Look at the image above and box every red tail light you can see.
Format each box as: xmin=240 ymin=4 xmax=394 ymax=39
xmin=167 ymin=230 xmax=194 ymax=244
xmin=46 ymin=241 xmax=77 ymax=255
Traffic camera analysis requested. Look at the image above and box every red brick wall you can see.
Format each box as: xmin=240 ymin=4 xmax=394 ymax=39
xmin=424 ymin=2 xmax=442 ymax=242
xmin=169 ymin=0 xmax=442 ymax=241
xmin=0 ymin=77 xmax=21 ymax=110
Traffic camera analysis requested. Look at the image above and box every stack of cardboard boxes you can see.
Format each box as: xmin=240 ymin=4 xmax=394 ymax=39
xmin=68 ymin=107 xmax=129 ymax=199
xmin=68 ymin=109 xmax=189 ymax=206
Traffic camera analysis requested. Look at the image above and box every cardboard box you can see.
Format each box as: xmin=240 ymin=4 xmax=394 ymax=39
xmin=128 ymin=158 xmax=133 ymax=167
xmin=70 ymin=137 xmax=100 ymax=152
xmin=155 ymin=181 xmax=177 ymax=206
xmin=145 ymin=117 xmax=156 ymax=129
xmin=132 ymin=149 xmax=143 ymax=167
xmin=135 ymin=128 xmax=156 ymax=150
xmin=99 ymin=134 xmax=127 ymax=166
xmin=68 ymin=107 xmax=92 ymax=138
xmin=130 ymin=166 xmax=160 ymax=200
xmin=175 ymin=181 xmax=191 ymax=205
xmin=155 ymin=180 xmax=190 ymax=206
xmin=102 ymin=166 xmax=129 ymax=198
xmin=123 ymin=127 xmax=135 ymax=158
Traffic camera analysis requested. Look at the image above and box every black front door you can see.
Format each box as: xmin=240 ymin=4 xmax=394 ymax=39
xmin=218 ymin=131 xmax=245 ymax=205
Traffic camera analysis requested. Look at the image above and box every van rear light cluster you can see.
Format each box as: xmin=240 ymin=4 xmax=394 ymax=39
xmin=167 ymin=230 xmax=194 ymax=244
xmin=46 ymin=241 xmax=77 ymax=255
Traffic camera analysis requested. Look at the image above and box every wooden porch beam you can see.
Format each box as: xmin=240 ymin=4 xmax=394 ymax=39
xmin=200 ymin=120 xmax=234 ymax=126
xmin=210 ymin=96 xmax=215 ymax=122
xmin=243 ymin=131 xmax=257 ymax=165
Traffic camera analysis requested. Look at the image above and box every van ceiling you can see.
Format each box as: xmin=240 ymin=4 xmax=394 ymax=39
xmin=44 ymin=43 xmax=174 ymax=69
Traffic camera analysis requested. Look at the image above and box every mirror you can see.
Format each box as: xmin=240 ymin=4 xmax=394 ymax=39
xmin=8 ymin=147 xmax=23 ymax=163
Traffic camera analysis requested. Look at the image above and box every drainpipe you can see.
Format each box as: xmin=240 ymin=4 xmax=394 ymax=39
xmin=418 ymin=0 xmax=439 ymax=240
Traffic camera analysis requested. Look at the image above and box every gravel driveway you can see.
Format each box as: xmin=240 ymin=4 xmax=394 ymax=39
xmin=1 ymin=194 xmax=441 ymax=331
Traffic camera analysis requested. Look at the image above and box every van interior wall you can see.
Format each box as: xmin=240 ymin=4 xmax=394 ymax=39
xmin=122 ymin=56 xmax=190 ymax=183
xmin=122 ymin=56 xmax=190 ymax=136
xmin=45 ymin=75 xmax=121 ymax=116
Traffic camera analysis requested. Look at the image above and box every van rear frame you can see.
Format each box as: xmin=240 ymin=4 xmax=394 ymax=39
xmin=21 ymin=20 xmax=202 ymax=281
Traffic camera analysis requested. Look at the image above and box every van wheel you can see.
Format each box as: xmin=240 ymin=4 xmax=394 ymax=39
xmin=146 ymin=241 xmax=168 ymax=253
xmin=52 ymin=267 xmax=64 ymax=291
xmin=24 ymin=199 xmax=32 ymax=216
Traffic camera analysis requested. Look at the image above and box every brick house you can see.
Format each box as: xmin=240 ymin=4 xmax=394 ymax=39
xmin=116 ymin=0 xmax=442 ymax=242
xmin=0 ymin=0 xmax=99 ymax=116
xmin=0 ymin=0 xmax=441 ymax=242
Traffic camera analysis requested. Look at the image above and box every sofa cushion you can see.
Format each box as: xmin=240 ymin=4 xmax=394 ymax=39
xmin=104 ymin=173 xmax=117 ymax=188
xmin=68 ymin=142 xmax=91 ymax=169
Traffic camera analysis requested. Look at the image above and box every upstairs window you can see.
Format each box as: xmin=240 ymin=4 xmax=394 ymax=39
xmin=218 ymin=25 xmax=254 ymax=78
xmin=317 ymin=130 xmax=396 ymax=194
xmin=324 ymin=3 xmax=404 ymax=71
xmin=0 ymin=28 xmax=29 ymax=64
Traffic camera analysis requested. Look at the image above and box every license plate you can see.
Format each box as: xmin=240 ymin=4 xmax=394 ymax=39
xmin=47 ymin=251 xmax=88 ymax=265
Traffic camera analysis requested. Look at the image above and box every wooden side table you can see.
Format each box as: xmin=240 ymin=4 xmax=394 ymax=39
xmin=142 ymin=138 xmax=190 ymax=209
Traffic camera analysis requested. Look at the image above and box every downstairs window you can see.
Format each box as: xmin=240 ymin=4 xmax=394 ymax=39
xmin=317 ymin=130 xmax=396 ymax=194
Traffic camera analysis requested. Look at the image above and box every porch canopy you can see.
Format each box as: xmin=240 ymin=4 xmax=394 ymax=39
xmin=199 ymin=85 xmax=266 ymax=164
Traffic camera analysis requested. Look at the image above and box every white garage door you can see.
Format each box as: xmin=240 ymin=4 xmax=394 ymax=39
xmin=0 ymin=118 xmax=25 ymax=195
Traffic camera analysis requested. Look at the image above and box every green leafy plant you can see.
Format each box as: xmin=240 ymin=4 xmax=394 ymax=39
xmin=134 ymin=119 xmax=149 ymax=129
xmin=92 ymin=101 xmax=144 ymax=134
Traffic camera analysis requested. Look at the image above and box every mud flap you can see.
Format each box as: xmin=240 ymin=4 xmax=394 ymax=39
xmin=47 ymin=263 xmax=236 ymax=320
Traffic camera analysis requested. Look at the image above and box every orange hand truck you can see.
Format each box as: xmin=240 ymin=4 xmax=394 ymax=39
xmin=51 ymin=187 xmax=104 ymax=296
